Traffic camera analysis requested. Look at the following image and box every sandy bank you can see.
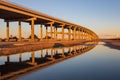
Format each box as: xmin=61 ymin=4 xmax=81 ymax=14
xmin=102 ymin=39 xmax=120 ymax=50
xmin=0 ymin=40 xmax=84 ymax=55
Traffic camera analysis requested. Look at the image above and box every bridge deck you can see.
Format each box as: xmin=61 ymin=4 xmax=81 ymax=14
xmin=0 ymin=0 xmax=98 ymax=45
xmin=0 ymin=0 xmax=82 ymax=29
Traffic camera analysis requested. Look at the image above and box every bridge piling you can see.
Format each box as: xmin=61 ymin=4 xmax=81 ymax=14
xmin=6 ymin=21 xmax=9 ymax=41
xmin=40 ymin=24 xmax=43 ymax=40
xmin=18 ymin=21 xmax=22 ymax=41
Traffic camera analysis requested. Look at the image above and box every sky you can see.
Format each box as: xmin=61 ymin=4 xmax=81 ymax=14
xmin=0 ymin=0 xmax=120 ymax=38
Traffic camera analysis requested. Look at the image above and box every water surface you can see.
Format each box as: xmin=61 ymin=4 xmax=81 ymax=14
xmin=0 ymin=42 xmax=120 ymax=80
xmin=17 ymin=42 xmax=120 ymax=80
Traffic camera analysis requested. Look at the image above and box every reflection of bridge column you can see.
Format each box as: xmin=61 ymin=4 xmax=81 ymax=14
xmin=18 ymin=21 xmax=22 ymax=41
xmin=40 ymin=25 xmax=43 ymax=40
xmin=30 ymin=51 xmax=37 ymax=65
xmin=73 ymin=46 xmax=77 ymax=55
xmin=27 ymin=51 xmax=37 ymax=65
xmin=61 ymin=48 xmax=65 ymax=58
xmin=49 ymin=49 xmax=54 ymax=61
xmin=68 ymin=47 xmax=72 ymax=56
xmin=6 ymin=21 xmax=9 ymax=41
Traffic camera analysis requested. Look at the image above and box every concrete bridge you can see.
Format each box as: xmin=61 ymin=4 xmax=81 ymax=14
xmin=0 ymin=0 xmax=98 ymax=42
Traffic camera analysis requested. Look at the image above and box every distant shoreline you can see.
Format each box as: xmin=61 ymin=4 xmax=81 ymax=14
xmin=101 ymin=39 xmax=120 ymax=50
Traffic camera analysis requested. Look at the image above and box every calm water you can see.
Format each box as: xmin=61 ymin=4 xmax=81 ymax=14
xmin=0 ymin=42 xmax=120 ymax=80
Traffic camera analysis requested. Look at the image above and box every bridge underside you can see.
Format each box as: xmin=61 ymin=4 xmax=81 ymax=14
xmin=0 ymin=0 xmax=98 ymax=42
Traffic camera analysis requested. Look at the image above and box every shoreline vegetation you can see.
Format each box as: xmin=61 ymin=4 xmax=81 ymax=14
xmin=101 ymin=39 xmax=120 ymax=50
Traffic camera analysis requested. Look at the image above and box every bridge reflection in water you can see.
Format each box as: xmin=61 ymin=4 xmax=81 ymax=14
xmin=0 ymin=42 xmax=97 ymax=79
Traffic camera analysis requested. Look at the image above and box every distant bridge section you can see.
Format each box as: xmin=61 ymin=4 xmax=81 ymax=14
xmin=0 ymin=0 xmax=98 ymax=42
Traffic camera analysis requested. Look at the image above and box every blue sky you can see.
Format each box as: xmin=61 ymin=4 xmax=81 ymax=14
xmin=1 ymin=0 xmax=120 ymax=38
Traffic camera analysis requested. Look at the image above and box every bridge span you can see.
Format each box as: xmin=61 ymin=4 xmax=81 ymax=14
xmin=0 ymin=0 xmax=98 ymax=42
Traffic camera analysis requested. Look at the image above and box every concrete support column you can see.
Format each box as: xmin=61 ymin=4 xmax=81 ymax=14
xmin=6 ymin=21 xmax=9 ymax=41
xmin=54 ymin=49 xmax=56 ymax=55
xmin=80 ymin=28 xmax=82 ymax=40
xmin=82 ymin=29 xmax=84 ymax=39
xmin=46 ymin=49 xmax=48 ymax=55
xmin=31 ymin=19 xmax=35 ymax=41
xmin=84 ymin=31 xmax=86 ymax=41
xmin=31 ymin=51 xmax=35 ymax=64
xmin=7 ymin=55 xmax=10 ymax=63
xmin=46 ymin=27 xmax=48 ymax=40
xmin=89 ymin=34 xmax=91 ymax=41
xmin=72 ymin=29 xmax=74 ymax=40
xmin=54 ymin=27 xmax=57 ymax=40
xmin=62 ymin=25 xmax=64 ymax=40
xmin=79 ymin=29 xmax=80 ymax=40
xmin=87 ymin=32 xmax=89 ymax=41
xmin=86 ymin=32 xmax=88 ymax=41
xmin=19 ymin=53 xmax=22 ymax=62
xmin=83 ymin=30 xmax=85 ymax=40
xmin=74 ymin=27 xmax=76 ymax=40
xmin=86 ymin=31 xmax=87 ymax=41
xmin=76 ymin=30 xmax=78 ymax=39
xmin=18 ymin=21 xmax=22 ymax=41
xmin=41 ymin=50 xmax=43 ymax=58
xmin=84 ymin=31 xmax=86 ymax=40
xmin=51 ymin=49 xmax=53 ymax=59
xmin=68 ymin=27 xmax=71 ymax=40
xmin=40 ymin=25 xmax=43 ymax=40
xmin=56 ymin=27 xmax=57 ymax=40
xmin=89 ymin=33 xmax=91 ymax=41
xmin=50 ymin=23 xmax=53 ymax=40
